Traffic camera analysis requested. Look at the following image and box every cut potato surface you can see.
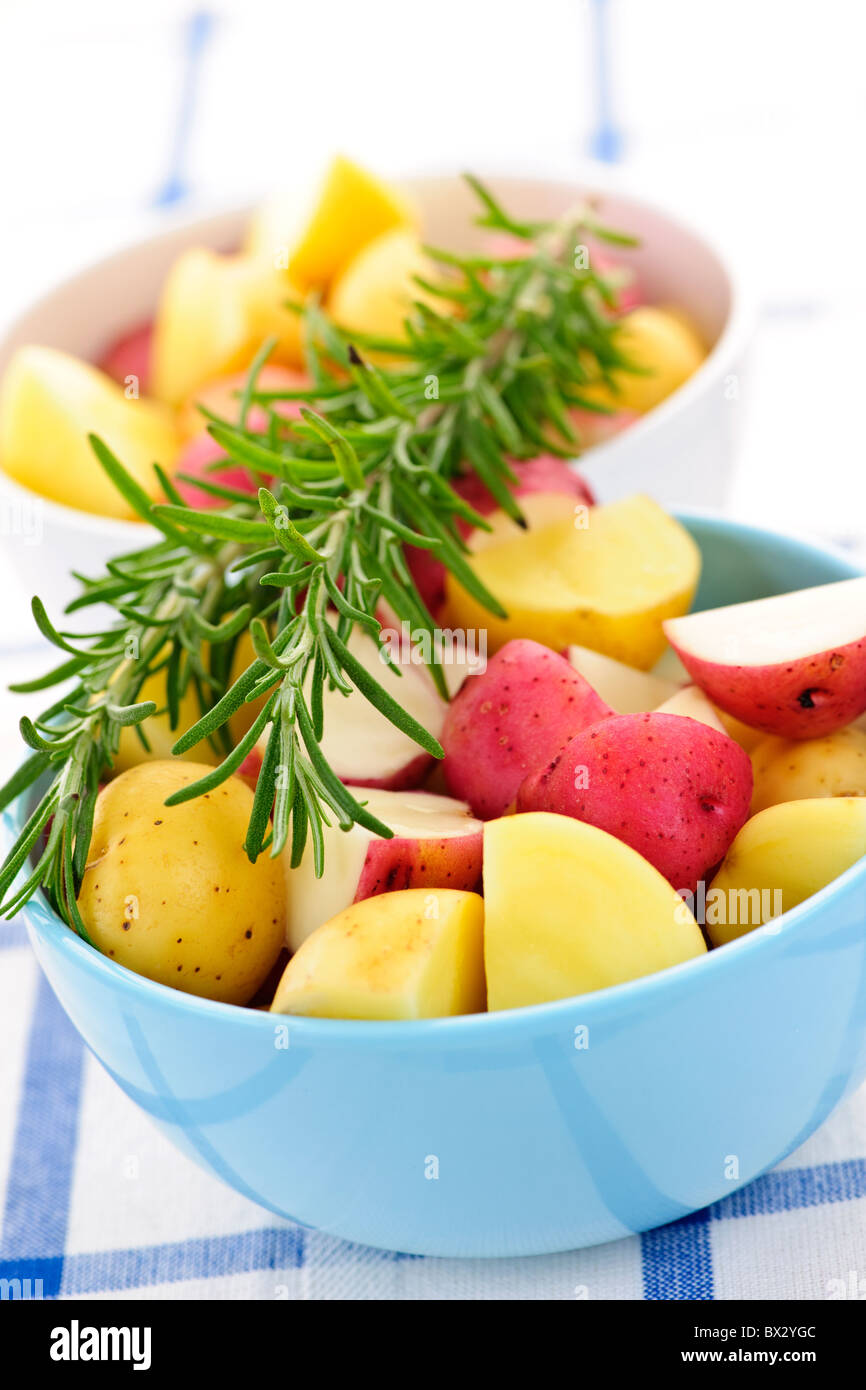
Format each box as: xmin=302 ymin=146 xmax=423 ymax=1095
xmin=406 ymin=457 xmax=592 ymax=617
xmin=712 ymin=709 xmax=766 ymax=753
xmin=288 ymin=155 xmax=418 ymax=290
xmin=0 ymin=346 xmax=177 ymax=519
xmin=443 ymin=494 xmax=700 ymax=667
xmin=240 ymin=623 xmax=445 ymax=797
xmin=483 ymin=813 xmax=705 ymax=1011
xmin=152 ymin=249 xmax=255 ymax=404
xmin=328 ymin=227 xmax=440 ymax=347
xmin=304 ymin=621 xmax=446 ymax=788
xmin=651 ymin=645 xmax=691 ymax=684
xmin=151 ymin=250 xmax=304 ymax=406
xmin=466 ymin=492 xmax=589 ymax=555
xmin=271 ymin=888 xmax=485 ymax=1020
xmin=284 ymin=786 xmax=483 ymax=952
xmin=654 ymin=684 xmax=727 ymax=733
xmin=566 ymin=644 xmax=679 ymax=713
xmin=665 ymin=578 xmax=866 ymax=666
xmin=664 ymin=578 xmax=866 ymax=739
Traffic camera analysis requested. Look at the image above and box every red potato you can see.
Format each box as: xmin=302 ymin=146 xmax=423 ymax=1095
xmin=172 ymin=364 xmax=310 ymax=507
xmin=591 ymin=247 xmax=644 ymax=314
xmin=285 ymin=787 xmax=482 ymax=951
xmin=178 ymin=364 xmax=308 ymax=439
xmin=97 ymin=321 xmax=154 ymax=392
xmin=516 ymin=711 xmax=754 ymax=895
xmin=240 ymin=622 xmax=445 ymax=794
xmin=451 ymin=453 xmax=594 ymax=517
xmin=569 ymin=406 xmax=637 ymax=448
xmin=406 ymin=455 xmax=594 ymax=615
xmin=171 ymin=431 xmax=262 ymax=509
xmin=238 ymin=745 xmax=263 ymax=793
xmin=441 ymin=638 xmax=613 ymax=819
xmin=664 ymin=577 xmax=866 ymax=739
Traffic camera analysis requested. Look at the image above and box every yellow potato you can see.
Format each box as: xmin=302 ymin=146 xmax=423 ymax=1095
xmin=566 ymin=644 xmax=679 ymax=713
xmin=0 ymin=346 xmax=177 ymax=519
xmin=112 ymin=661 xmax=219 ymax=774
xmin=243 ymin=261 xmax=305 ymax=369
xmin=151 ymin=249 xmax=253 ymax=404
xmin=78 ymin=761 xmax=286 ymax=1004
xmin=176 ymin=364 xmax=306 ymax=442
xmin=654 ymin=684 xmax=727 ymax=733
xmin=579 ymin=306 xmax=706 ymax=414
xmin=750 ymin=726 xmax=866 ymax=813
xmin=271 ymin=888 xmax=485 ymax=1020
xmin=328 ymin=227 xmax=441 ymax=348
xmin=151 ymin=249 xmax=304 ymax=406
xmin=466 ymin=492 xmax=590 ymax=554
xmin=483 ymin=813 xmax=705 ymax=1011
xmin=287 ymin=155 xmax=418 ymax=290
xmin=707 ymin=797 xmax=866 ymax=946
xmin=442 ymin=494 xmax=700 ymax=668
xmin=714 ymin=709 xmax=765 ymax=754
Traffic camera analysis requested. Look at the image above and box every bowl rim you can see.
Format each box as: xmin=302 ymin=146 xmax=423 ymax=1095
xmin=5 ymin=509 xmax=863 ymax=1051
xmin=0 ymin=165 xmax=751 ymax=538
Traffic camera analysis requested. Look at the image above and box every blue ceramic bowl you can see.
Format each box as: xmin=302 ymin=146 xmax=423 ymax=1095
xmin=6 ymin=513 xmax=866 ymax=1258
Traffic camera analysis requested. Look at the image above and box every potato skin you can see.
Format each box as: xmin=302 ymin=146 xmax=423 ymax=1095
xmin=77 ymin=761 xmax=286 ymax=1005
xmin=751 ymin=726 xmax=866 ymax=813
xmin=441 ymin=639 xmax=613 ymax=819
xmin=517 ymin=711 xmax=753 ymax=895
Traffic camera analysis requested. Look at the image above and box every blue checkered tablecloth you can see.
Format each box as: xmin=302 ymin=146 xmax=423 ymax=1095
xmin=1 ymin=903 xmax=865 ymax=1300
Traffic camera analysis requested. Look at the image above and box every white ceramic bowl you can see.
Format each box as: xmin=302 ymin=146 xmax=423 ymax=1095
xmin=0 ymin=171 xmax=750 ymax=616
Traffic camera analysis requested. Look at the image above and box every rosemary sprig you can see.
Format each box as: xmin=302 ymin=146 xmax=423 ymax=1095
xmin=0 ymin=176 xmax=639 ymax=931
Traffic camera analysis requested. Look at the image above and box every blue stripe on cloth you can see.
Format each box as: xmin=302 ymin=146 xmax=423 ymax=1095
xmin=712 ymin=1158 xmax=866 ymax=1220
xmin=0 ymin=919 xmax=27 ymax=949
xmin=2 ymin=1157 xmax=864 ymax=1296
xmin=0 ymin=971 xmax=85 ymax=1296
xmin=586 ymin=0 xmax=624 ymax=163
xmin=641 ymin=1209 xmax=714 ymax=1300
xmin=59 ymin=1226 xmax=306 ymax=1297
xmin=153 ymin=9 xmax=216 ymax=208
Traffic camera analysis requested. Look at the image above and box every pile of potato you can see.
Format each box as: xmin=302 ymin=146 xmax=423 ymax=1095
xmin=73 ymin=484 xmax=866 ymax=1018
xmin=9 ymin=154 xmax=859 ymax=1020
xmin=0 ymin=157 xmax=706 ymax=519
